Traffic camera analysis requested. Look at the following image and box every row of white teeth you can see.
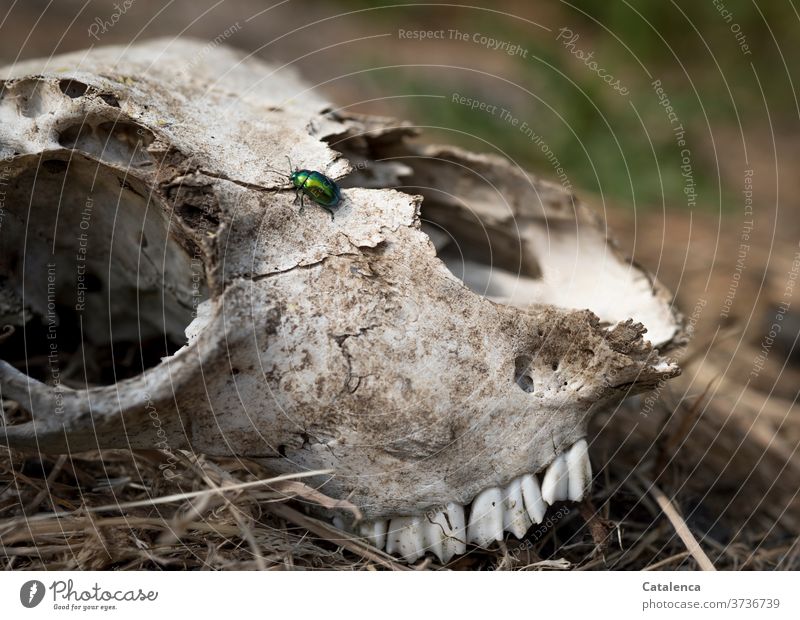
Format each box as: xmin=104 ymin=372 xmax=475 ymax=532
xmin=340 ymin=439 xmax=592 ymax=564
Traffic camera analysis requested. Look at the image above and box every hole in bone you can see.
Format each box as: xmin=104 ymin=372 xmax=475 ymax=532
xmin=514 ymin=356 xmax=535 ymax=393
xmin=0 ymin=155 xmax=208 ymax=387
xmin=57 ymin=123 xmax=91 ymax=149
xmin=2 ymin=78 xmax=58 ymax=118
xmin=97 ymin=93 xmax=120 ymax=107
xmin=97 ymin=121 xmax=154 ymax=149
xmin=58 ymin=79 xmax=89 ymax=98
xmin=58 ymin=120 xmax=155 ymax=167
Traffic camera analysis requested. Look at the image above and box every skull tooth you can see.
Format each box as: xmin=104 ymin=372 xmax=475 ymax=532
xmin=358 ymin=519 xmax=388 ymax=550
xmin=566 ymin=438 xmax=592 ymax=502
xmin=503 ymin=477 xmax=532 ymax=539
xmin=466 ymin=487 xmax=504 ymax=547
xmin=421 ymin=514 xmax=445 ymax=563
xmin=441 ymin=502 xmax=467 ymax=561
xmin=520 ymin=472 xmax=546 ymax=524
xmin=379 ymin=503 xmax=468 ymax=564
xmin=541 ymin=452 xmax=570 ymax=505
xmin=385 ymin=516 xmax=424 ymax=563
xmin=422 ymin=502 xmax=467 ymax=563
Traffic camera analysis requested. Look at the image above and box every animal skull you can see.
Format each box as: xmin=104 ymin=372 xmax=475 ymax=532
xmin=0 ymin=39 xmax=684 ymax=563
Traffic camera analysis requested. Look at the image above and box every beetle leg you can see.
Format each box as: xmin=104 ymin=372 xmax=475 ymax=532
xmin=323 ymin=206 xmax=335 ymax=221
xmin=296 ymin=189 xmax=305 ymax=213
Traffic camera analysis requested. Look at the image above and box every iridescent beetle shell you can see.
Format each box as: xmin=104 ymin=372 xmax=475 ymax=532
xmin=290 ymin=168 xmax=341 ymax=218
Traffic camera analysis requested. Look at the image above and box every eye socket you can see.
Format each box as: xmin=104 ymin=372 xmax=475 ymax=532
xmin=514 ymin=355 xmax=535 ymax=393
xmin=0 ymin=158 xmax=208 ymax=386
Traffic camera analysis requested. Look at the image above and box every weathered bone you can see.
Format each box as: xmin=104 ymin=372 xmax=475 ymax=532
xmin=0 ymin=39 xmax=683 ymax=523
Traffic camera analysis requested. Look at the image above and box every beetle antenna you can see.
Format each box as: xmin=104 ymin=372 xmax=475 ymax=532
xmin=286 ymin=156 xmax=295 ymax=172
xmin=263 ymin=161 xmax=289 ymax=178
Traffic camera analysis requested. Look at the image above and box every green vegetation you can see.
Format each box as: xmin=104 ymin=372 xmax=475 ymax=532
xmin=340 ymin=0 xmax=798 ymax=210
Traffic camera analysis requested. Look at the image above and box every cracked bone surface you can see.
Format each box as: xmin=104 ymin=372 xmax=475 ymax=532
xmin=0 ymin=39 xmax=684 ymax=561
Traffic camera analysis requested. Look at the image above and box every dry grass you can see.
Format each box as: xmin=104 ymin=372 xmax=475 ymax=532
xmin=0 ymin=449 xmax=409 ymax=570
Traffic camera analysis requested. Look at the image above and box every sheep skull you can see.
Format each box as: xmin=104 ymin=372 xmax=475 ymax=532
xmin=0 ymin=39 xmax=684 ymax=563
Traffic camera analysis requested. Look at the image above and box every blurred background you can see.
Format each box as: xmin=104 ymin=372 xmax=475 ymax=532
xmin=1 ymin=0 xmax=799 ymax=569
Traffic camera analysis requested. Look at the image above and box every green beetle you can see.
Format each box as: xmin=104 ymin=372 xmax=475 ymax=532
xmin=270 ymin=158 xmax=342 ymax=220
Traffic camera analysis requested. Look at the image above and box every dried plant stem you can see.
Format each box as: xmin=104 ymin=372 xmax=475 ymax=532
xmin=638 ymin=474 xmax=716 ymax=571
